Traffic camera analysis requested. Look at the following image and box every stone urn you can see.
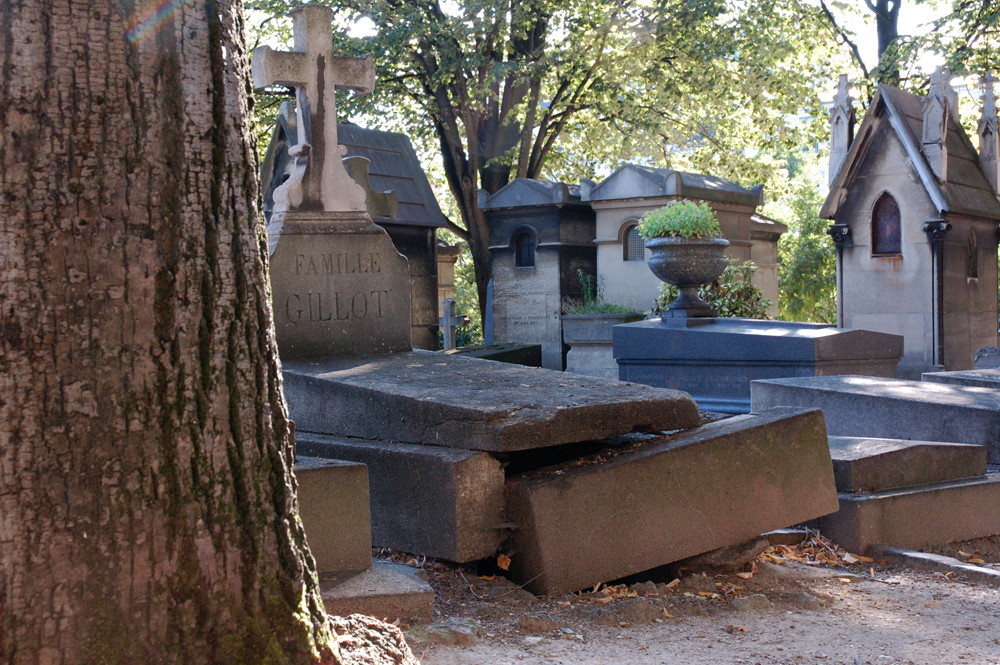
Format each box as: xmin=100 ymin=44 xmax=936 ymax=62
xmin=646 ymin=236 xmax=730 ymax=319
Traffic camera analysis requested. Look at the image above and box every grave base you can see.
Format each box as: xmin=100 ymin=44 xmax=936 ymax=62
xmin=613 ymin=319 xmax=902 ymax=414
xmin=321 ymin=562 xmax=434 ymax=624
xmin=505 ymin=407 xmax=839 ymax=596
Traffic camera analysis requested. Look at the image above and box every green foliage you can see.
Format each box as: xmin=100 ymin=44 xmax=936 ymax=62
xmin=765 ymin=176 xmax=837 ymax=323
xmin=636 ymin=200 xmax=721 ymax=239
xmin=450 ymin=243 xmax=483 ymax=347
xmin=562 ymin=270 xmax=638 ymax=315
xmin=653 ymin=261 xmax=771 ymax=319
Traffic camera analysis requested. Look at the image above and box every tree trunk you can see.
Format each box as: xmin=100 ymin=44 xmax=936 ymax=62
xmin=0 ymin=1 xmax=409 ymax=663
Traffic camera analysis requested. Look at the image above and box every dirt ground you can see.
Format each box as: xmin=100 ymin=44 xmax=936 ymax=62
xmin=394 ymin=539 xmax=1000 ymax=665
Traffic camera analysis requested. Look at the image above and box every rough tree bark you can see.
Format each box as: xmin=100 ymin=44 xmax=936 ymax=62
xmin=0 ymin=1 xmax=412 ymax=664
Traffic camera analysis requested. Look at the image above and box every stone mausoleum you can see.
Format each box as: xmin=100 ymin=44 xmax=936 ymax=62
xmin=823 ymin=71 xmax=1000 ymax=377
xmin=583 ymin=164 xmax=785 ymax=317
xmin=482 ymin=179 xmax=596 ymax=370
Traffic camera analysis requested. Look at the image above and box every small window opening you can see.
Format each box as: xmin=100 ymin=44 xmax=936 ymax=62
xmin=872 ymin=192 xmax=901 ymax=256
xmin=513 ymin=229 xmax=536 ymax=268
xmin=623 ymin=224 xmax=645 ymax=261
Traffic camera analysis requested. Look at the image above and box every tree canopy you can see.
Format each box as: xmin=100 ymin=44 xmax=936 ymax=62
xmin=249 ymin=0 xmax=844 ymax=312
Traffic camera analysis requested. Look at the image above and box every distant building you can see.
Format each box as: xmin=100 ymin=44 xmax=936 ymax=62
xmin=481 ymin=179 xmax=597 ymax=370
xmin=822 ymin=71 xmax=1000 ymax=376
xmin=338 ymin=124 xmax=448 ymax=350
xmin=582 ymin=165 xmax=784 ymax=316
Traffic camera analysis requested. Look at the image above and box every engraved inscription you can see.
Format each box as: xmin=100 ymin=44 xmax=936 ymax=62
xmin=285 ymin=289 xmax=390 ymax=324
xmin=294 ymin=252 xmax=381 ymax=275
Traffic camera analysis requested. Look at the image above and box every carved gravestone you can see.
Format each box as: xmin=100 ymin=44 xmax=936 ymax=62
xmin=253 ymin=5 xmax=410 ymax=358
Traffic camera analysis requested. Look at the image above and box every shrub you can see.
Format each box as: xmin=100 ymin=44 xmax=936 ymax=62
xmin=652 ymin=260 xmax=771 ymax=319
xmin=562 ymin=270 xmax=638 ymax=315
xmin=636 ymin=200 xmax=721 ymax=239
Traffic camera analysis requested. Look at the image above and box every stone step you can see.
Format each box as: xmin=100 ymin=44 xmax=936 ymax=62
xmin=923 ymin=368 xmax=1000 ymax=389
xmin=817 ymin=474 xmax=1000 ymax=554
xmin=750 ymin=375 xmax=1000 ymax=463
xmin=504 ymin=407 xmax=839 ymax=596
xmin=321 ymin=561 xmax=434 ymax=624
xmin=296 ymin=432 xmax=505 ymax=563
xmin=294 ymin=456 xmax=371 ymax=575
xmin=284 ymin=350 xmax=701 ymax=453
xmin=828 ymin=436 xmax=987 ymax=493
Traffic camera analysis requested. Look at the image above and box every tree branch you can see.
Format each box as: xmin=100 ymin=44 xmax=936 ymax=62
xmin=819 ymin=0 xmax=871 ymax=79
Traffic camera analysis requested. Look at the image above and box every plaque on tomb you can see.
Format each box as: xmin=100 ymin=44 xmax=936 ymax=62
xmin=253 ymin=5 xmax=411 ymax=358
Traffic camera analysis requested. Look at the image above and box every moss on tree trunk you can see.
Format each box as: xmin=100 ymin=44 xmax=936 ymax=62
xmin=0 ymin=1 xmax=413 ymax=663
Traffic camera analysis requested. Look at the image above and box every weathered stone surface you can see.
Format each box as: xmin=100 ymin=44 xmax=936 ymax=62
xmin=504 ymin=407 xmax=838 ymax=596
xmin=447 ymin=343 xmax=542 ymax=367
xmin=562 ymin=313 xmax=642 ymax=381
xmin=296 ymin=432 xmax=505 ymax=563
xmin=614 ymin=319 xmax=902 ymax=414
xmin=828 ymin=436 xmax=986 ymax=493
xmin=923 ymin=368 xmax=1000 ymax=388
xmin=818 ymin=474 xmax=1000 ymax=553
xmin=974 ymin=347 xmax=1000 ymax=369
xmin=294 ymin=456 xmax=371 ymax=575
xmin=320 ymin=561 xmax=434 ymax=624
xmin=270 ymin=221 xmax=412 ymax=359
xmin=751 ymin=375 xmax=1000 ymax=463
xmin=285 ymin=350 xmax=701 ymax=453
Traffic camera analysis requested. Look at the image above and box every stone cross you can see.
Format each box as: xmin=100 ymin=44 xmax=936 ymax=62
xmin=439 ymin=298 xmax=468 ymax=350
xmin=252 ymin=5 xmax=375 ymax=215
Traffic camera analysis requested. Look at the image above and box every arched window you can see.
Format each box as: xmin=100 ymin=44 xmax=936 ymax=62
xmin=513 ymin=229 xmax=536 ymax=268
xmin=871 ymin=192 xmax=901 ymax=256
xmin=623 ymin=224 xmax=645 ymax=261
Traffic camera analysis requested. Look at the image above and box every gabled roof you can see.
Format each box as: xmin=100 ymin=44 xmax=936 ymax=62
xmin=583 ymin=164 xmax=764 ymax=207
xmin=479 ymin=178 xmax=582 ymax=210
xmin=822 ymin=84 xmax=1000 ymax=220
xmin=338 ymin=123 xmax=447 ymax=228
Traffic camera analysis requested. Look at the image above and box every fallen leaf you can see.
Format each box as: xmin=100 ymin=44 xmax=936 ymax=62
xmin=925 ymin=601 xmax=942 ymax=608
xmin=735 ymin=572 xmax=754 ymax=580
xmin=557 ymin=601 xmax=571 ymax=607
xmin=838 ymin=577 xmax=852 ymax=584
xmin=478 ymin=575 xmax=496 ymax=581
xmin=593 ymin=596 xmax=614 ymax=604
xmin=665 ymin=578 xmax=680 ymax=589
xmin=697 ymin=591 xmax=716 ymax=598
xmin=662 ymin=608 xmax=675 ymax=619
xmin=843 ymin=553 xmax=859 ymax=564
xmin=497 ymin=553 xmax=511 ymax=571
xmin=958 ymin=550 xmax=973 ymax=558
xmin=968 ymin=557 xmax=986 ymax=565
xmin=723 ymin=624 xmax=749 ymax=633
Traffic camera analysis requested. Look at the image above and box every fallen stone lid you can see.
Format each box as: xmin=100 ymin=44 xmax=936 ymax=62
xmin=283 ymin=350 xmax=701 ymax=453
xmin=828 ymin=436 xmax=987 ymax=493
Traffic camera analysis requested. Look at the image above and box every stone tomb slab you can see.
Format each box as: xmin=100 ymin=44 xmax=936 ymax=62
xmin=818 ymin=474 xmax=1000 ymax=554
xmin=321 ymin=561 xmax=434 ymax=624
xmin=922 ymin=368 xmax=1000 ymax=389
xmin=294 ymin=456 xmax=371 ymax=575
xmin=270 ymin=219 xmax=412 ymax=359
xmin=613 ymin=319 xmax=902 ymax=414
xmin=296 ymin=432 xmax=505 ymax=563
xmin=751 ymin=375 xmax=1000 ymax=463
xmin=828 ymin=436 xmax=987 ymax=493
xmin=284 ymin=350 xmax=701 ymax=453
xmin=504 ymin=407 xmax=838 ymax=596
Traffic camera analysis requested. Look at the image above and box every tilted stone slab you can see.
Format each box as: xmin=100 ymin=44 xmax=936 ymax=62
xmin=751 ymin=375 xmax=1000 ymax=463
xmin=285 ymin=350 xmax=701 ymax=453
xmin=296 ymin=432 xmax=505 ymax=563
xmin=818 ymin=474 xmax=1000 ymax=554
xmin=294 ymin=456 xmax=371 ymax=575
xmin=504 ymin=407 xmax=838 ymax=596
xmin=320 ymin=561 xmax=434 ymax=624
xmin=828 ymin=436 xmax=987 ymax=493
xmin=922 ymin=368 xmax=1000 ymax=389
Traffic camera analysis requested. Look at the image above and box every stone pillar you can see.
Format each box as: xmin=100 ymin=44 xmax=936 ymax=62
xmin=923 ymin=219 xmax=952 ymax=369
xmin=827 ymin=224 xmax=851 ymax=328
xmin=979 ymin=73 xmax=1000 ymax=193
xmin=829 ymin=75 xmax=855 ymax=187
xmin=923 ymin=68 xmax=954 ymax=182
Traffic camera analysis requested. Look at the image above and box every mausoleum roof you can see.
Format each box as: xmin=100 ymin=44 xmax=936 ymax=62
xmin=338 ymin=123 xmax=447 ymax=228
xmin=479 ymin=178 xmax=583 ymax=210
xmin=822 ymin=84 xmax=1000 ymax=220
xmin=583 ymin=164 xmax=764 ymax=207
